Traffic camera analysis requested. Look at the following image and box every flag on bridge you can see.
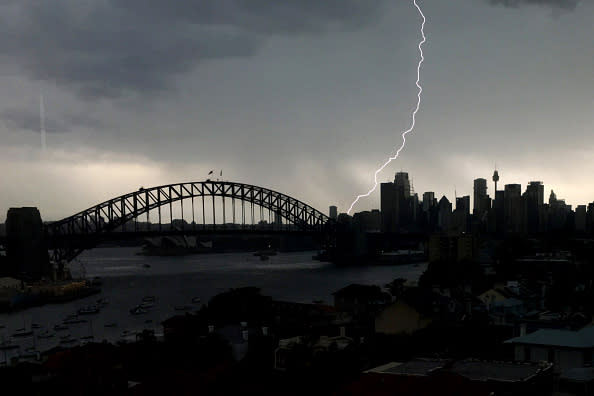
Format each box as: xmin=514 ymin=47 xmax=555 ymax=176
xmin=220 ymin=170 xmax=222 ymax=177
xmin=208 ymin=170 xmax=213 ymax=175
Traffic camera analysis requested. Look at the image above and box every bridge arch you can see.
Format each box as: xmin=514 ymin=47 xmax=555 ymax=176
xmin=46 ymin=181 xmax=333 ymax=263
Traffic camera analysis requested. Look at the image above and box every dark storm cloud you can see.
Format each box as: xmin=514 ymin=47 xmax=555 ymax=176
xmin=488 ymin=0 xmax=581 ymax=9
xmin=1 ymin=108 xmax=104 ymax=133
xmin=0 ymin=0 xmax=384 ymax=100
xmin=111 ymin=0 xmax=385 ymax=34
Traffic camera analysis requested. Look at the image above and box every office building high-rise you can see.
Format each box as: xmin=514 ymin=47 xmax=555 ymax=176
xmin=473 ymin=178 xmax=488 ymax=214
xmin=523 ymin=181 xmax=544 ymax=234
xmin=576 ymin=205 xmax=587 ymax=232
xmin=504 ymin=184 xmax=522 ymax=234
xmin=422 ymin=192 xmax=435 ymax=212
xmin=394 ymin=172 xmax=411 ymax=199
xmin=456 ymin=196 xmax=471 ymax=215
xmin=381 ymin=172 xmax=415 ymax=232
xmin=525 ymin=181 xmax=544 ymax=206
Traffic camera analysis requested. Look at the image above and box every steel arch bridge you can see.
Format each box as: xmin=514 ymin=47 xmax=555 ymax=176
xmin=46 ymin=181 xmax=334 ymax=264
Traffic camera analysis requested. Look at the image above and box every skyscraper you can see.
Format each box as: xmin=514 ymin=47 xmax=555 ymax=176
xmin=525 ymin=181 xmax=544 ymax=206
xmin=422 ymin=192 xmax=435 ymax=212
xmin=456 ymin=196 xmax=471 ymax=215
xmin=523 ymin=181 xmax=544 ymax=234
xmin=394 ymin=172 xmax=411 ymax=199
xmin=381 ymin=172 xmax=415 ymax=232
xmin=504 ymin=184 xmax=522 ymax=234
xmin=473 ymin=178 xmax=488 ymax=214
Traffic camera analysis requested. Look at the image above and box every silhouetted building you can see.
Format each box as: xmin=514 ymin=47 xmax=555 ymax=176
xmin=523 ymin=181 xmax=544 ymax=234
xmin=394 ymin=172 xmax=411 ymax=199
xmin=5 ymin=207 xmax=51 ymax=280
xmin=381 ymin=172 xmax=415 ymax=233
xmin=429 ymin=234 xmax=478 ymax=264
xmin=353 ymin=210 xmax=381 ymax=232
xmin=504 ymin=184 xmax=523 ymax=234
xmin=456 ymin=196 xmax=470 ymax=215
xmin=473 ymin=178 xmax=488 ymax=215
xmin=437 ymin=196 xmax=452 ymax=232
xmin=422 ymin=192 xmax=436 ymax=212
xmin=575 ymin=205 xmax=587 ymax=232
xmin=329 ymin=206 xmax=338 ymax=220
xmin=452 ymin=196 xmax=470 ymax=233
xmin=487 ymin=190 xmax=505 ymax=235
xmin=381 ymin=183 xmax=398 ymax=233
xmin=588 ymin=203 xmax=594 ymax=233
xmin=548 ymin=190 xmax=572 ymax=232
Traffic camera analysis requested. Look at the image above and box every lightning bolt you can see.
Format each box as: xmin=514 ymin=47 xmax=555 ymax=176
xmin=347 ymin=0 xmax=426 ymax=215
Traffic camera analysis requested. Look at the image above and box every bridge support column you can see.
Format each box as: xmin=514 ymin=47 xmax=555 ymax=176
xmin=5 ymin=207 xmax=51 ymax=280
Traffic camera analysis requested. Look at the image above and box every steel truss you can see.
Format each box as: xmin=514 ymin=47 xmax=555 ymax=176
xmin=46 ymin=181 xmax=333 ymax=263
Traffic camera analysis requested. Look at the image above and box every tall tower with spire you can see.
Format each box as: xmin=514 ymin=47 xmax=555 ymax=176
xmin=492 ymin=168 xmax=499 ymax=193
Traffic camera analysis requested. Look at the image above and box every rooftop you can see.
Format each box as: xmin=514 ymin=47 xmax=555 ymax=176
xmin=505 ymin=325 xmax=594 ymax=349
xmin=448 ymin=360 xmax=552 ymax=382
xmin=365 ymin=359 xmax=449 ymax=376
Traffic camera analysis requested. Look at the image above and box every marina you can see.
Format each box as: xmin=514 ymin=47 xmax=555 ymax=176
xmin=0 ymin=247 xmax=426 ymax=362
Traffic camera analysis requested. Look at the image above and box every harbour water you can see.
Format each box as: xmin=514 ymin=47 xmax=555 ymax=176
xmin=0 ymin=247 xmax=427 ymax=361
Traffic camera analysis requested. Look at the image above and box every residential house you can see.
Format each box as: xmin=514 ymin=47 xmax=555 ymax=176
xmin=274 ymin=334 xmax=353 ymax=370
xmin=505 ymin=325 xmax=594 ymax=374
xmin=343 ymin=358 xmax=554 ymax=396
xmin=375 ymin=287 xmax=466 ymax=335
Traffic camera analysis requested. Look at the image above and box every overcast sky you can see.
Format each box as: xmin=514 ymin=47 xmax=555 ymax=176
xmin=1 ymin=0 xmax=593 ymax=221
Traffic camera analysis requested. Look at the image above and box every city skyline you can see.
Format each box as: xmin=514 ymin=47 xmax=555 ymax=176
xmin=0 ymin=0 xmax=593 ymax=220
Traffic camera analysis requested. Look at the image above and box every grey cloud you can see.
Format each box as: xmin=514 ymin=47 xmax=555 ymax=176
xmin=488 ymin=0 xmax=581 ymax=9
xmin=0 ymin=0 xmax=385 ymax=100
xmin=1 ymin=108 xmax=105 ymax=133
